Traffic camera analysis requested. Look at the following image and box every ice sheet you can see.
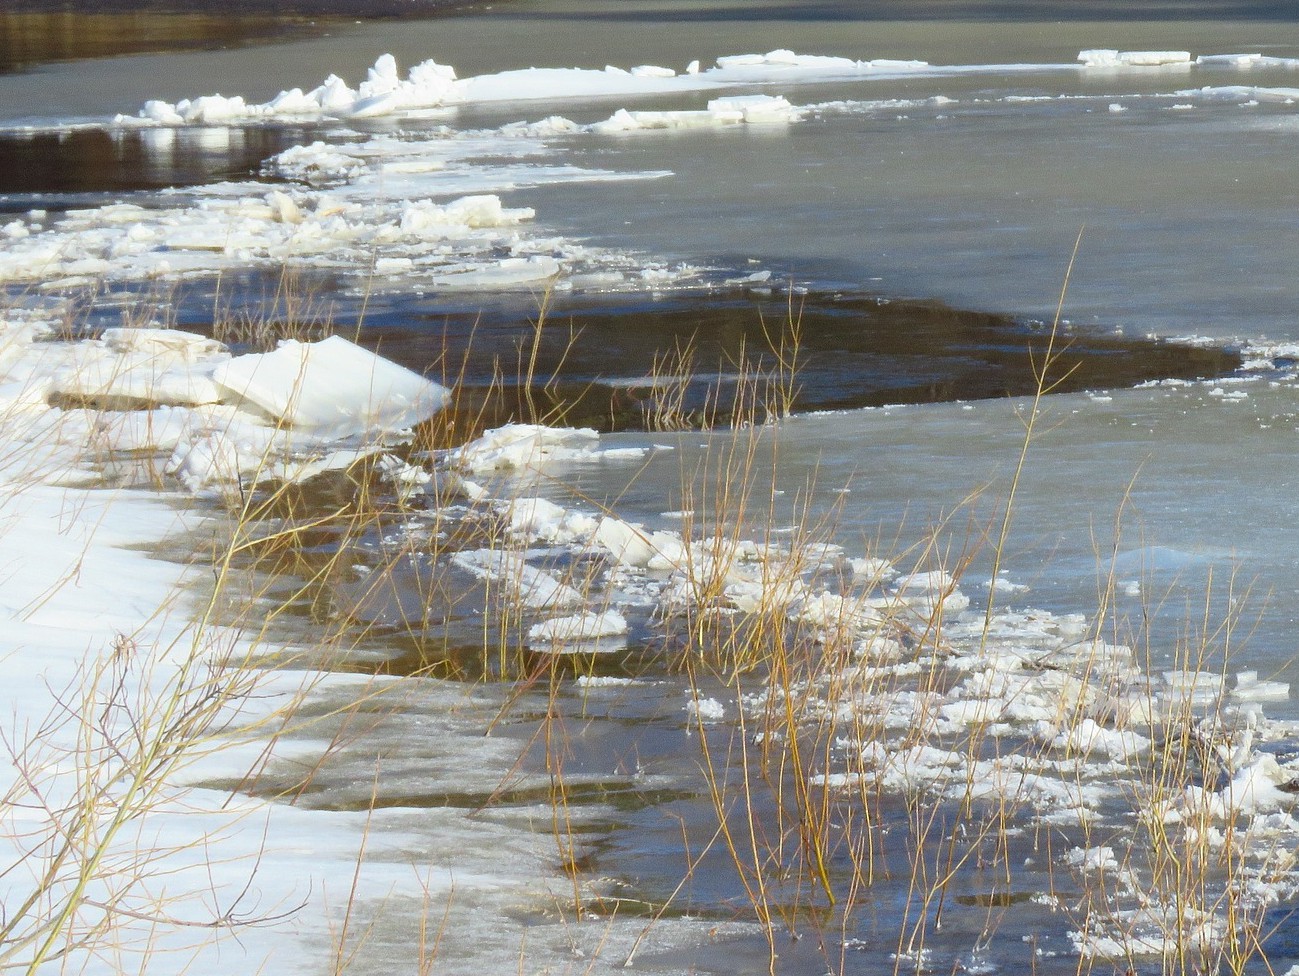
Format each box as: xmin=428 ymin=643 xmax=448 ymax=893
xmin=113 ymin=50 xmax=977 ymax=127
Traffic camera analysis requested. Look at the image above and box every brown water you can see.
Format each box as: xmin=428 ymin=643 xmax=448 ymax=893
xmin=0 ymin=126 xmax=311 ymax=196
xmin=354 ymin=291 xmax=1243 ymax=431
xmin=0 ymin=12 xmax=328 ymax=74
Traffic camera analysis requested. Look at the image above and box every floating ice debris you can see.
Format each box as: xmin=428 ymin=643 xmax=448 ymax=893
xmin=117 ymin=50 xmax=1075 ymax=130
xmin=1067 ymin=845 xmax=1119 ymax=873
xmin=891 ymin=568 xmax=969 ymax=615
xmin=1159 ymin=669 xmax=1225 ymax=710
xmin=101 ymin=326 xmax=224 ymax=361
xmin=1079 ymin=49 xmax=1192 ymax=68
xmin=452 ymin=549 xmax=585 ymax=610
xmin=685 ymin=695 xmax=726 ymax=723
xmin=271 ymin=142 xmax=368 ymax=186
xmin=1225 ymin=754 xmax=1294 ymax=814
xmin=428 ymin=255 xmax=562 ymax=288
xmin=849 ymin=556 xmax=896 ymax=580
xmin=448 ymin=423 xmax=647 ymax=474
xmin=49 ymin=328 xmax=229 ymax=407
xmin=1047 ymin=717 xmax=1151 ymax=761
xmin=61 ymin=44 xmax=1299 ymax=150
xmin=450 ymin=424 xmax=596 ymax=472
xmin=527 ymin=609 xmax=628 ymax=645
xmin=1179 ymin=83 xmax=1299 ymax=104
xmin=104 ymin=334 xmax=450 ymax=492
xmin=1208 ymin=385 xmax=1248 ymax=401
xmin=593 ymin=515 xmax=687 ymax=569
xmin=0 ymin=181 xmax=571 ymax=292
xmin=377 ymin=453 xmax=434 ymax=499
xmin=630 ymin=64 xmax=677 ymax=79
xmin=893 ymin=569 xmax=956 ymax=592
xmin=212 ymin=335 xmax=449 ymax=438
xmin=1070 ymin=905 xmax=1226 ymax=961
xmin=576 ymin=674 xmax=643 ymax=688
xmin=793 ymin=591 xmax=888 ymax=632
xmin=589 ymin=95 xmax=798 ymax=134
xmin=1235 ymin=670 xmax=1290 ymax=701
xmin=499 ymin=495 xmax=589 ymax=541
xmin=987 ymin=575 xmax=1028 ymax=594
xmin=726 ymin=269 xmax=775 ymax=286
xmin=1196 ymin=52 xmax=1299 ymax=68
xmin=164 ymin=414 xmax=382 ymax=493
xmin=491 ymin=495 xmax=685 ymax=573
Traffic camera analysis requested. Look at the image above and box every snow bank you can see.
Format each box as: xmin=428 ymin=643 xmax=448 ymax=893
xmin=0 ymin=316 xmax=468 ymax=972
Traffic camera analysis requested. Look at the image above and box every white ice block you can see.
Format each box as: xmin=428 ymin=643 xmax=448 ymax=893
xmin=212 ymin=334 xmax=449 ymax=437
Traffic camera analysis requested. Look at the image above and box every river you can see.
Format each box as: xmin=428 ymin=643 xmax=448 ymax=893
xmin=2 ymin=3 xmax=1299 ymax=974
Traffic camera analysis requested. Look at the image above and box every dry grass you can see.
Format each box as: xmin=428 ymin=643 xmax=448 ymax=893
xmin=1 ymin=273 xmax=1290 ymax=976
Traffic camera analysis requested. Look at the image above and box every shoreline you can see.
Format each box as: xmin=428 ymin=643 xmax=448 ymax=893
xmin=0 ymin=2 xmax=500 ymax=74
xmin=0 ymin=0 xmax=495 ymax=15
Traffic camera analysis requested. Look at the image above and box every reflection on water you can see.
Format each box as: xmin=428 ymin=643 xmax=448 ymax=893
xmin=361 ymin=291 xmax=1241 ymax=429
xmin=0 ymin=125 xmax=311 ymax=195
xmin=0 ymin=12 xmax=324 ymax=74
xmin=155 ymin=280 xmax=1239 ymax=433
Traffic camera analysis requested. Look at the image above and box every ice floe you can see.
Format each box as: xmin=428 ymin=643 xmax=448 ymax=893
xmin=113 ymin=50 xmax=958 ymax=128
xmin=0 ymin=117 xmax=692 ymax=293
xmin=211 ymin=334 xmax=448 ymax=437
xmin=527 ymin=608 xmax=628 ymax=646
xmin=16 ymin=43 xmax=1299 ymax=303
xmin=1079 ymin=49 xmax=1192 ymax=68
xmin=0 ymin=185 xmax=559 ymax=292
xmin=103 ymin=46 xmax=1299 ymax=133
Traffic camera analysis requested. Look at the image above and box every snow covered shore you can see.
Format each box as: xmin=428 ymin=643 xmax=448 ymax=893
xmin=0 ymin=316 xmax=608 ymax=973
xmin=0 ymin=318 xmax=446 ymax=970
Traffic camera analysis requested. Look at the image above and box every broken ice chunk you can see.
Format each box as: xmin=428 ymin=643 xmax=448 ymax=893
xmin=1078 ymin=49 xmax=1192 ymax=68
xmin=212 ymin=334 xmax=449 ymax=437
xmin=527 ymin=609 xmax=628 ymax=647
xmin=1234 ymin=670 xmax=1290 ymax=701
